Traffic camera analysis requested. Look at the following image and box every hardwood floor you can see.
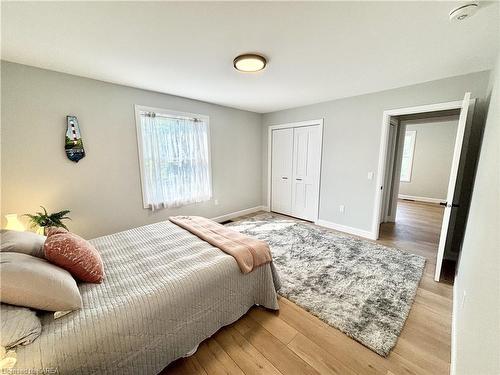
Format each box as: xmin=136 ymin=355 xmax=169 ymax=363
xmin=163 ymin=200 xmax=453 ymax=375
xmin=379 ymin=199 xmax=455 ymax=284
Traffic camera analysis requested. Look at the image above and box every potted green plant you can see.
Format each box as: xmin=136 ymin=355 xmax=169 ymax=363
xmin=24 ymin=206 xmax=71 ymax=235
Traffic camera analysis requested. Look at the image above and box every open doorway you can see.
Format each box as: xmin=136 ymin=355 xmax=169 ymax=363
xmin=373 ymin=93 xmax=477 ymax=283
xmin=380 ymin=110 xmax=461 ymax=283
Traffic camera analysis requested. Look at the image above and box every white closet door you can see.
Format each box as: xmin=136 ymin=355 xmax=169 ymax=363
xmin=291 ymin=125 xmax=322 ymax=221
xmin=271 ymin=128 xmax=294 ymax=215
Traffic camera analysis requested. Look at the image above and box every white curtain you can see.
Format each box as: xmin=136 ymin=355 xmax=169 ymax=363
xmin=140 ymin=113 xmax=212 ymax=210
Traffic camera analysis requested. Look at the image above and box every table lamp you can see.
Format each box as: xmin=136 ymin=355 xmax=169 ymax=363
xmin=4 ymin=214 xmax=25 ymax=231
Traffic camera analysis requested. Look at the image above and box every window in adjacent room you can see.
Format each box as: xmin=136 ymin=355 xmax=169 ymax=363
xmin=135 ymin=105 xmax=212 ymax=210
xmin=400 ymin=130 xmax=416 ymax=182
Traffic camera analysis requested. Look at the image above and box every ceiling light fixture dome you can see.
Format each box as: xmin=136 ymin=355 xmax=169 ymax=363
xmin=233 ymin=54 xmax=267 ymax=72
xmin=449 ymin=3 xmax=478 ymax=21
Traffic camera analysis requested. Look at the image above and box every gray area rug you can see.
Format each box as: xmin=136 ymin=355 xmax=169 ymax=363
xmin=227 ymin=214 xmax=425 ymax=356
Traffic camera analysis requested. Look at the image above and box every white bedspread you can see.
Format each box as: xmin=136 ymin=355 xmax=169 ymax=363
xmin=14 ymin=220 xmax=280 ymax=374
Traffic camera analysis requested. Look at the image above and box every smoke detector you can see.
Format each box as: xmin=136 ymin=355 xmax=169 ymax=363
xmin=449 ymin=3 xmax=479 ymax=21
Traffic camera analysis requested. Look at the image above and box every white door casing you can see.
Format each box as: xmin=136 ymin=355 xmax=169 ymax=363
xmin=387 ymin=121 xmax=407 ymax=222
xmin=373 ymin=97 xmax=470 ymax=240
xmin=380 ymin=119 xmax=398 ymax=223
xmin=434 ymin=92 xmax=472 ymax=282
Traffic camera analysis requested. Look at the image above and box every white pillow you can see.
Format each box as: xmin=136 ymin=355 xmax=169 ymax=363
xmin=0 ymin=252 xmax=82 ymax=311
xmin=0 ymin=230 xmax=46 ymax=258
xmin=0 ymin=304 xmax=41 ymax=349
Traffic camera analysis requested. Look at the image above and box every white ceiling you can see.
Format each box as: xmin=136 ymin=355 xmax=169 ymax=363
xmin=2 ymin=1 xmax=499 ymax=113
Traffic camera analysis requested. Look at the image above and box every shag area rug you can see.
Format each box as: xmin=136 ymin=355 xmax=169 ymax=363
xmin=227 ymin=213 xmax=425 ymax=356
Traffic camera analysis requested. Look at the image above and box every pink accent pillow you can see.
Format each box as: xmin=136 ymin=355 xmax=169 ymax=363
xmin=44 ymin=227 xmax=104 ymax=283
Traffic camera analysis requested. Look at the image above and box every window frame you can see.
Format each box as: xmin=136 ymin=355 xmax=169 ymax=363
xmin=400 ymin=129 xmax=416 ymax=183
xmin=134 ymin=104 xmax=213 ymax=209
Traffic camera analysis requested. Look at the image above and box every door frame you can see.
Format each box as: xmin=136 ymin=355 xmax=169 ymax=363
xmin=267 ymin=119 xmax=324 ymax=221
xmin=371 ymin=99 xmax=470 ymax=240
xmin=381 ymin=117 xmax=405 ymax=223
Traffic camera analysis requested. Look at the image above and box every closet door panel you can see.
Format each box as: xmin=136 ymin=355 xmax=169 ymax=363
xmin=292 ymin=125 xmax=322 ymax=221
xmin=271 ymin=128 xmax=294 ymax=215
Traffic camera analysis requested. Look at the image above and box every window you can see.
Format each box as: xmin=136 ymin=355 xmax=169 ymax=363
xmin=135 ymin=105 xmax=212 ymax=210
xmin=400 ymin=130 xmax=416 ymax=182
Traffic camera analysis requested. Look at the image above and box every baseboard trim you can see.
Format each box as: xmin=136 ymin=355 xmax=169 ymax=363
xmin=398 ymin=194 xmax=445 ymax=204
xmin=315 ymin=219 xmax=377 ymax=240
xmin=211 ymin=206 xmax=267 ymax=223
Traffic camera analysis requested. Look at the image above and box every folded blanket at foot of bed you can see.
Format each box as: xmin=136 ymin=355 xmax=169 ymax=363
xmin=169 ymin=216 xmax=272 ymax=273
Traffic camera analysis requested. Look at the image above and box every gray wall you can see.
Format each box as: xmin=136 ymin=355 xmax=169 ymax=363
xmin=1 ymin=62 xmax=263 ymax=238
xmin=262 ymin=71 xmax=491 ymax=233
xmin=399 ymin=117 xmax=458 ymax=200
xmin=454 ymin=54 xmax=499 ymax=375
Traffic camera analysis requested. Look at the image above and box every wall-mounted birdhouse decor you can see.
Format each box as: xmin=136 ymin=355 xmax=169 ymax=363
xmin=65 ymin=115 xmax=86 ymax=162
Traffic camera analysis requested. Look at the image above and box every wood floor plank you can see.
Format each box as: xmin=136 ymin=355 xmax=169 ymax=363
xmin=277 ymin=297 xmax=390 ymax=375
xmin=214 ymin=326 xmax=283 ymax=375
xmin=391 ymin=337 xmax=450 ymax=375
xmin=398 ymin=323 xmax=451 ymax=362
xmin=247 ymin=307 xmax=298 ymax=344
xmin=418 ymin=275 xmax=453 ymax=299
xmin=386 ymin=351 xmax=435 ymax=375
xmin=287 ymin=333 xmax=358 ymax=375
xmin=162 ymin=356 xmax=207 ymax=375
xmin=403 ymin=302 xmax=451 ymax=339
xmin=194 ymin=340 xmax=245 ymax=375
xmin=233 ymin=315 xmax=320 ymax=375
xmin=414 ymin=288 xmax=453 ymax=317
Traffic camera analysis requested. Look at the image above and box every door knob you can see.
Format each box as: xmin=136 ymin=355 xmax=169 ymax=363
xmin=281 ymin=176 xmax=288 ymax=180
xmin=439 ymin=202 xmax=460 ymax=208
xmin=296 ymin=178 xmax=303 ymax=181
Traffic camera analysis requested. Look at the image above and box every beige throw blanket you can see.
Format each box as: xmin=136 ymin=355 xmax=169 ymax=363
xmin=169 ymin=216 xmax=272 ymax=273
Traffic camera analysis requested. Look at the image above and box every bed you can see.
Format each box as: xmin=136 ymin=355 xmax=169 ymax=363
xmin=14 ymin=220 xmax=281 ymax=374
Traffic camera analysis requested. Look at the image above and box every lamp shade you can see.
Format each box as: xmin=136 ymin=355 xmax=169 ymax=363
xmin=4 ymin=214 xmax=25 ymax=231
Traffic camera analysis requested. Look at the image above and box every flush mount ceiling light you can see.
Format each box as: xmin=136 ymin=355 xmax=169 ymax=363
xmin=233 ymin=54 xmax=267 ymax=72
xmin=449 ymin=3 xmax=478 ymax=22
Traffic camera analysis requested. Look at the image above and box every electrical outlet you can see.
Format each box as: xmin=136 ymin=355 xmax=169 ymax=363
xmin=214 ymin=199 xmax=219 ymax=206
xmin=339 ymin=205 xmax=345 ymax=214
xmin=367 ymin=171 xmax=374 ymax=180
